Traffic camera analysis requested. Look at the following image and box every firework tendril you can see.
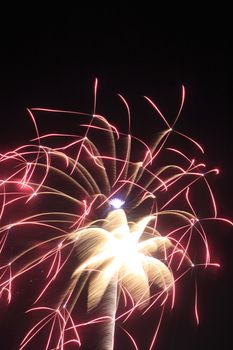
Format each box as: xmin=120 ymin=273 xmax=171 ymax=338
xmin=0 ymin=80 xmax=231 ymax=350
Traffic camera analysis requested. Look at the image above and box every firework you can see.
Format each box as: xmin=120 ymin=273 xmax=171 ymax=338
xmin=0 ymin=80 xmax=231 ymax=349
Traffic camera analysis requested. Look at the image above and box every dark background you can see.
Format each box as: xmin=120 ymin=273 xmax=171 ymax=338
xmin=0 ymin=6 xmax=232 ymax=350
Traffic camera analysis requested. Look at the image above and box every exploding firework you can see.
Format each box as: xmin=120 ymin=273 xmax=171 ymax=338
xmin=0 ymin=80 xmax=231 ymax=349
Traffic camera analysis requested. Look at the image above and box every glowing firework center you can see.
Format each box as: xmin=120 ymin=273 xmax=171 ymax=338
xmin=71 ymin=209 xmax=173 ymax=311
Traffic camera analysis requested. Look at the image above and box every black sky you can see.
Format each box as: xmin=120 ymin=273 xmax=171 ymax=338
xmin=0 ymin=6 xmax=232 ymax=350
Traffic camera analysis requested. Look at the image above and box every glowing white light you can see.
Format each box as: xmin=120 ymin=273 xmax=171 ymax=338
xmin=109 ymin=198 xmax=125 ymax=209
xmin=71 ymin=209 xmax=173 ymax=311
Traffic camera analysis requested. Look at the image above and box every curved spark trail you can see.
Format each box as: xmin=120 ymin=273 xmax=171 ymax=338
xmin=0 ymin=80 xmax=231 ymax=349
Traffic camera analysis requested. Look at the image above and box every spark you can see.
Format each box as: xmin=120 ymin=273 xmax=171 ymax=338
xmin=109 ymin=198 xmax=125 ymax=209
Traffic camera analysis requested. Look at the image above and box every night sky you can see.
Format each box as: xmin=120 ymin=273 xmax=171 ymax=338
xmin=0 ymin=7 xmax=232 ymax=350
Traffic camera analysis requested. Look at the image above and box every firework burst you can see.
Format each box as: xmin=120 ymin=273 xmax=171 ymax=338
xmin=0 ymin=80 xmax=231 ymax=349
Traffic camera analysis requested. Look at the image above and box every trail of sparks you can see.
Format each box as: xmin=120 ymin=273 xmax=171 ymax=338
xmin=0 ymin=81 xmax=231 ymax=350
